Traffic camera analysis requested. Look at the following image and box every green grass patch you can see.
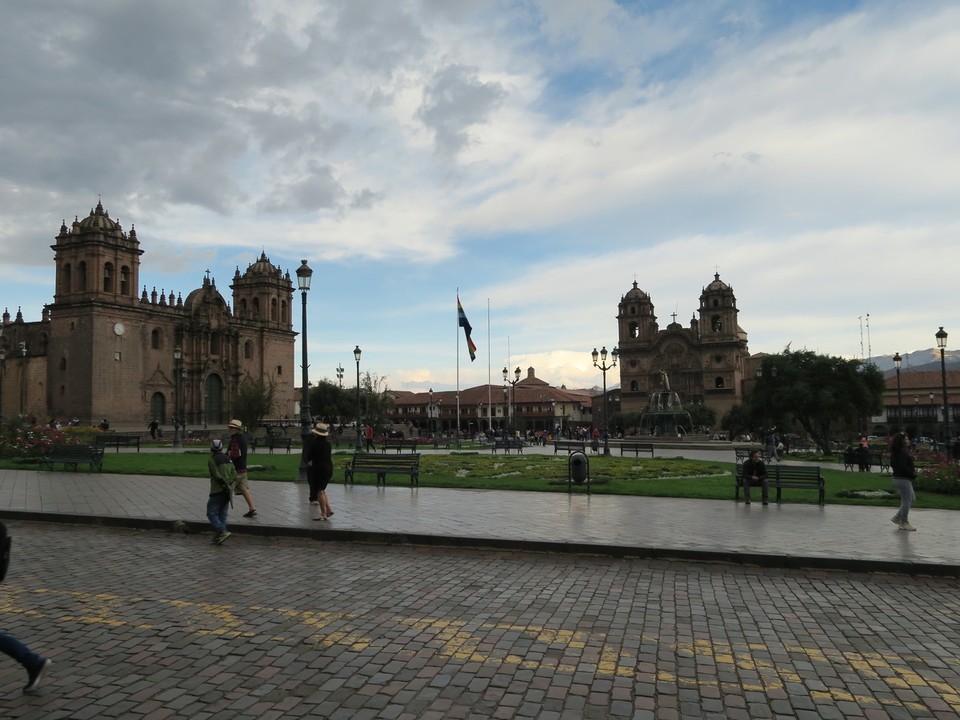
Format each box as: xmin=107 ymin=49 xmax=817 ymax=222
xmin=4 ymin=451 xmax=959 ymax=510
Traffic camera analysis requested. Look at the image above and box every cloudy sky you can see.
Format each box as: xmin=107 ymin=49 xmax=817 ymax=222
xmin=2 ymin=0 xmax=958 ymax=392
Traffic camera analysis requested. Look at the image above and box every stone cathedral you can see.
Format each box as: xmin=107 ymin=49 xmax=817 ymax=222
xmin=616 ymin=273 xmax=750 ymax=420
xmin=0 ymin=201 xmax=296 ymax=428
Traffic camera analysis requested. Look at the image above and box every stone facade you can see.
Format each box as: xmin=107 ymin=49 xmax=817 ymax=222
xmin=616 ymin=273 xmax=750 ymax=421
xmin=0 ymin=201 xmax=296 ymax=429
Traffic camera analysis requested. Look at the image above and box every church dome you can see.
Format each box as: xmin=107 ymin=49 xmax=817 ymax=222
xmin=622 ymin=280 xmax=650 ymax=301
xmin=77 ymin=201 xmax=121 ymax=233
xmin=243 ymin=252 xmax=281 ymax=279
xmin=703 ymin=273 xmax=730 ymax=292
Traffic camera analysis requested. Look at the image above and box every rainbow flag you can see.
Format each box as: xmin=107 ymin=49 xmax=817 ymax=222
xmin=457 ymin=296 xmax=477 ymax=362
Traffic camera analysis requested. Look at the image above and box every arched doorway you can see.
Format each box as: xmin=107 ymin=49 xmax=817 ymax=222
xmin=205 ymin=374 xmax=224 ymax=426
xmin=151 ymin=392 xmax=167 ymax=424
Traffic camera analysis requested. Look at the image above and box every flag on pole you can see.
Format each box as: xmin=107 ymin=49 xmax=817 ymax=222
xmin=457 ymin=295 xmax=477 ymax=362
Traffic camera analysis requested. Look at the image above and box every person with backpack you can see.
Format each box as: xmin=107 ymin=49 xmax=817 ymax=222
xmin=207 ymin=439 xmax=238 ymax=545
xmin=1 ymin=522 xmax=52 ymax=694
xmin=227 ymin=419 xmax=257 ymax=518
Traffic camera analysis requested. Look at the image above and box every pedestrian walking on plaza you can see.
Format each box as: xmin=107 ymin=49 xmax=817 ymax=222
xmin=227 ymin=419 xmax=257 ymax=518
xmin=305 ymin=422 xmax=335 ymax=520
xmin=741 ymin=449 xmax=769 ymax=505
xmin=364 ymin=423 xmax=376 ymax=452
xmin=1 ymin=522 xmax=52 ymax=694
xmin=207 ymin=439 xmax=238 ymax=545
xmin=147 ymin=419 xmax=159 ymax=439
xmin=890 ymin=432 xmax=917 ymax=531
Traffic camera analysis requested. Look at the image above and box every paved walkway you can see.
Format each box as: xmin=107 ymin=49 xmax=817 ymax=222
xmin=1 ymin=449 xmax=957 ymax=576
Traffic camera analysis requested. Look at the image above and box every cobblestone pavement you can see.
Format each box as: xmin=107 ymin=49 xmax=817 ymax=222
xmin=1 ymin=521 xmax=958 ymax=719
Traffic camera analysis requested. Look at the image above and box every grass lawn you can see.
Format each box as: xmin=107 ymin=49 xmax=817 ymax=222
xmin=4 ymin=450 xmax=959 ymax=511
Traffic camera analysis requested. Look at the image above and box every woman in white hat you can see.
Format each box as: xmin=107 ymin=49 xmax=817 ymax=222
xmin=305 ymin=422 xmax=334 ymax=520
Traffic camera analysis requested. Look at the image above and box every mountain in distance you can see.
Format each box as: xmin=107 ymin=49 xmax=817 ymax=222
xmin=867 ymin=348 xmax=960 ymax=374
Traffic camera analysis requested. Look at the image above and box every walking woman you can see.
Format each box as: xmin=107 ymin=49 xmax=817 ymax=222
xmin=306 ymin=422 xmax=335 ymax=520
xmin=889 ymin=432 xmax=917 ymax=531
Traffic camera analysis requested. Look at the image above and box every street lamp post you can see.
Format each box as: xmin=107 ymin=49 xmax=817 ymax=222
xmin=173 ymin=346 xmax=182 ymax=448
xmin=503 ymin=366 xmax=520 ymax=433
xmin=592 ymin=346 xmax=619 ymax=456
xmin=336 ymin=364 xmax=344 ymax=388
xmin=354 ymin=345 xmax=363 ymax=452
xmin=892 ymin=352 xmax=903 ymax=433
xmin=296 ymin=260 xmax=313 ymax=481
xmin=18 ymin=342 xmax=27 ymax=417
xmin=0 ymin=347 xmax=6 ymax=431
xmin=936 ymin=327 xmax=950 ymax=447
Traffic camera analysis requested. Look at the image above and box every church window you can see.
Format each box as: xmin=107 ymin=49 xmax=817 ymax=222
xmin=59 ymin=357 xmax=67 ymax=371
xmin=78 ymin=261 xmax=87 ymax=291
xmin=714 ymin=354 xmax=723 ymax=364
xmin=629 ymin=322 xmax=639 ymax=338
xmin=239 ymin=298 xmax=247 ymax=318
xmin=120 ymin=266 xmax=130 ymax=295
xmin=244 ymin=340 xmax=253 ymax=360
xmin=151 ymin=329 xmax=161 ymax=349
xmin=62 ymin=264 xmax=72 ymax=293
xmin=103 ymin=263 xmax=114 ymax=292
xmin=276 ymin=365 xmax=283 ymax=376
xmin=281 ymin=300 xmax=288 ymax=324
xmin=712 ymin=299 xmax=719 ymax=308
xmin=715 ymin=376 xmax=724 ymax=388
xmin=630 ymin=380 xmax=638 ymax=392
xmin=711 ymin=316 xmax=722 ymax=332
xmin=210 ymin=333 xmax=222 ymax=356
xmin=629 ymin=306 xmax=636 ymax=315
xmin=271 ymin=298 xmax=278 ymax=321
xmin=252 ymin=298 xmax=261 ymax=318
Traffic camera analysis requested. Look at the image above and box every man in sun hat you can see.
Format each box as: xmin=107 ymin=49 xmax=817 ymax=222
xmin=227 ymin=419 xmax=257 ymax=518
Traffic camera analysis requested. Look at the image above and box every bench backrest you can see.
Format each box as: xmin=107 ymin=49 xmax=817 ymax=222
xmin=351 ymin=453 xmax=420 ymax=467
xmin=774 ymin=466 xmax=822 ymax=481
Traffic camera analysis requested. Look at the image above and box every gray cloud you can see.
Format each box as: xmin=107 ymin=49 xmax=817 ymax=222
xmin=417 ymin=64 xmax=506 ymax=157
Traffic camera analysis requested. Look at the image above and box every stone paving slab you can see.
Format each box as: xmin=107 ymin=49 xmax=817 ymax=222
xmin=1 ymin=521 xmax=959 ymax=719
xmin=1 ymin=467 xmax=957 ymax=576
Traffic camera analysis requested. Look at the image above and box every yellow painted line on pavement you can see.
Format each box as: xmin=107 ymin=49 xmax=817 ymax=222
xmin=2 ymin=585 xmax=958 ymax=714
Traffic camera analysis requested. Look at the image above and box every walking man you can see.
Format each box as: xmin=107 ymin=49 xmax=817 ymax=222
xmin=227 ymin=419 xmax=257 ymax=518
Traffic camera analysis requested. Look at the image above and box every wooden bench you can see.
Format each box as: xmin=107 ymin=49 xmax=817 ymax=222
xmin=39 ymin=444 xmax=105 ymax=472
xmin=615 ymin=441 xmax=654 ymax=458
xmin=735 ymin=464 xmax=824 ymax=505
xmin=93 ymin=433 xmax=141 ymax=452
xmin=344 ymin=453 xmax=421 ymax=487
xmin=381 ymin=438 xmax=419 ymax=454
xmin=492 ymin=438 xmax=524 ymax=454
xmin=250 ymin=436 xmax=294 ymax=454
xmin=842 ymin=447 xmax=888 ymax=473
xmin=553 ymin=440 xmax=586 ymax=455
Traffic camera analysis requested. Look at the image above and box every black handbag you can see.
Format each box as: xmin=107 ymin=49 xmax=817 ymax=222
xmin=0 ymin=522 xmax=11 ymax=583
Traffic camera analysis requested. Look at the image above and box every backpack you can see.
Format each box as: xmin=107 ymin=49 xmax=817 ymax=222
xmin=214 ymin=453 xmax=239 ymax=493
xmin=0 ymin=522 xmax=11 ymax=584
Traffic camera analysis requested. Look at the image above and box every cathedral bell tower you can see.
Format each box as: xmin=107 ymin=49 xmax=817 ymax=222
xmin=51 ymin=201 xmax=143 ymax=306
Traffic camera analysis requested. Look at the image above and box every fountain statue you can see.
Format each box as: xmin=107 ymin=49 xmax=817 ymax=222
xmin=639 ymin=369 xmax=692 ymax=436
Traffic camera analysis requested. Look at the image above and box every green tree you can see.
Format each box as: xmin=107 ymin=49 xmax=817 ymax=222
xmin=231 ymin=375 xmax=278 ymax=432
xmin=721 ymin=403 xmax=760 ymax=440
xmin=750 ymin=350 xmax=884 ymax=454
xmin=687 ymin=404 xmax=717 ymax=433
xmin=360 ymin=371 xmax=395 ymax=432
xmin=309 ymin=379 xmax=353 ymax=424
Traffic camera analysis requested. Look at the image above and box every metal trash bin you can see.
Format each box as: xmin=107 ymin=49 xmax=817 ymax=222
xmin=568 ymin=451 xmax=590 ymax=493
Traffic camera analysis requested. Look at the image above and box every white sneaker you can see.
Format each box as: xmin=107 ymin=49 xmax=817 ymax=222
xmin=309 ymin=501 xmax=320 ymax=506
xmin=899 ymin=522 xmax=917 ymax=531
xmin=891 ymin=515 xmax=902 ymax=526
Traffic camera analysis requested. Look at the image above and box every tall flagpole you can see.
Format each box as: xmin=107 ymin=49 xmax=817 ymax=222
xmin=456 ymin=288 xmax=460 ymax=442
xmin=487 ymin=298 xmax=492 ymax=431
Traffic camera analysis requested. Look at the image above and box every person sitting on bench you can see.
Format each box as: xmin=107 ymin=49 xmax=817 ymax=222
xmin=742 ymin=450 xmax=769 ymax=506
